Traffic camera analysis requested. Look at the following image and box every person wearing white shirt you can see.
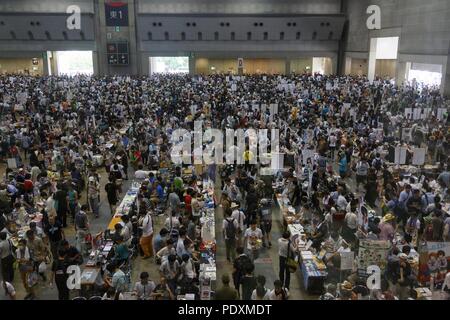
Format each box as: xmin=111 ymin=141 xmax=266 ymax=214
xmin=337 ymin=194 xmax=348 ymax=211
xmin=134 ymin=164 xmax=149 ymax=179
xmin=140 ymin=212 xmax=153 ymax=259
xmin=268 ymin=280 xmax=289 ymax=300
xmin=251 ymin=275 xmax=270 ymax=300
xmin=164 ymin=215 xmax=181 ymax=230
xmin=343 ymin=211 xmax=358 ymax=243
xmin=180 ymin=254 xmax=196 ymax=281
xmin=244 ymin=221 xmax=263 ymax=262
xmin=133 ymin=272 xmax=156 ymax=300
xmin=176 ymin=229 xmax=188 ymax=258
xmin=442 ymin=271 xmax=450 ymax=293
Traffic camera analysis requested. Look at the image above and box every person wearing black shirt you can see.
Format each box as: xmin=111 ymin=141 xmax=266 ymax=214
xmin=44 ymin=216 xmax=65 ymax=261
xmin=105 ymin=177 xmax=119 ymax=215
xmin=61 ymin=240 xmax=82 ymax=266
xmin=232 ymin=247 xmax=251 ymax=294
xmin=310 ymin=216 xmax=328 ymax=251
xmin=54 ymin=185 xmax=69 ymax=228
xmin=240 ymin=263 xmax=257 ymax=300
xmin=50 ymin=249 xmax=70 ymax=300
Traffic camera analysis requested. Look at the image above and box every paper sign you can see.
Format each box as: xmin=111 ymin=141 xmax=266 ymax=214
xmin=422 ymin=108 xmax=431 ymax=119
xmin=395 ymin=147 xmax=407 ymax=165
xmin=190 ymin=104 xmax=197 ymax=115
xmin=7 ymin=158 xmax=17 ymax=169
xmin=404 ymin=108 xmax=413 ymax=119
xmin=237 ymin=58 xmax=244 ymax=69
xmin=436 ymin=108 xmax=446 ymax=120
xmin=340 ymin=251 xmax=354 ymax=270
xmin=413 ymin=108 xmax=422 ymax=120
xmin=302 ymin=149 xmax=315 ymax=165
xmin=412 ymin=148 xmax=426 ymax=165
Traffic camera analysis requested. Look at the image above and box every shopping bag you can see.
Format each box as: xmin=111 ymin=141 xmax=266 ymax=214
xmin=27 ymin=271 xmax=39 ymax=287
xmin=287 ymin=257 xmax=298 ymax=273
xmin=38 ymin=261 xmax=47 ymax=273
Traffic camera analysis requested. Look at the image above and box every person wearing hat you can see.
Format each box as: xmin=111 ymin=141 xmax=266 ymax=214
xmin=396 ymin=253 xmax=413 ymax=300
xmin=339 ymin=280 xmax=354 ymax=300
xmin=379 ymin=213 xmax=396 ymax=242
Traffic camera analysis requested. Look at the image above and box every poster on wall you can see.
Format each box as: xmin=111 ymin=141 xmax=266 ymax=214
xmin=357 ymin=240 xmax=391 ymax=275
xmin=418 ymin=242 xmax=450 ymax=285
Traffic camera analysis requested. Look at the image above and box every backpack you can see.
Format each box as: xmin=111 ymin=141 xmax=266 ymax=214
xmin=75 ymin=212 xmax=87 ymax=229
xmin=373 ymin=158 xmax=382 ymax=170
xmin=225 ymin=218 xmax=237 ymax=239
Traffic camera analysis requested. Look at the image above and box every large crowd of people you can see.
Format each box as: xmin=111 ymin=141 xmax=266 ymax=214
xmin=0 ymin=73 xmax=449 ymax=300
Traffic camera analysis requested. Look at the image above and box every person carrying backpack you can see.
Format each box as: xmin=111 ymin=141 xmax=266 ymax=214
xmin=372 ymin=153 xmax=383 ymax=171
xmin=223 ymin=209 xmax=239 ymax=262
xmin=232 ymin=247 xmax=251 ymax=294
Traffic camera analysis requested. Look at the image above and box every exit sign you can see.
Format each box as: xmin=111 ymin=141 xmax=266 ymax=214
xmin=115 ymin=26 xmax=120 ymax=32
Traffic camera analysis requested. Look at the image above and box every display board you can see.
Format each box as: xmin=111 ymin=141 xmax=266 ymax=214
xmin=418 ymin=242 xmax=450 ymax=284
xmin=357 ymin=240 xmax=391 ymax=276
xmin=107 ymin=42 xmax=129 ymax=65
xmin=105 ymin=1 xmax=129 ymax=27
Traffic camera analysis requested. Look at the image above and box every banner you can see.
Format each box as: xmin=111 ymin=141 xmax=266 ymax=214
xmin=418 ymin=242 xmax=450 ymax=284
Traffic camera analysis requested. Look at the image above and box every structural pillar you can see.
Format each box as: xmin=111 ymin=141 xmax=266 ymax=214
xmin=189 ymin=55 xmax=196 ymax=76
xmin=368 ymin=38 xmax=377 ymax=83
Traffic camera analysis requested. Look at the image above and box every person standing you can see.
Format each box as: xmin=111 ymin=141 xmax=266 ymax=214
xmin=140 ymin=210 xmax=154 ymax=259
xmin=133 ymin=272 xmax=156 ymax=300
xmin=232 ymin=247 xmax=251 ymax=294
xmin=338 ymin=151 xmax=348 ymax=179
xmin=74 ymin=205 xmax=90 ymax=256
xmin=251 ymin=275 xmax=270 ymax=300
xmin=16 ymin=239 xmax=34 ymax=299
xmin=87 ymin=176 xmax=100 ymax=218
xmin=355 ymin=158 xmax=369 ymax=192
xmin=244 ymin=220 xmax=263 ymax=262
xmin=231 ymin=203 xmax=245 ymax=248
xmin=105 ymin=176 xmax=120 ymax=215
xmin=278 ymin=231 xmax=296 ymax=290
xmin=54 ymin=183 xmax=69 ymax=228
xmin=44 ymin=216 xmax=65 ymax=261
xmin=268 ymin=280 xmax=289 ymax=300
xmin=215 ymin=274 xmax=239 ymax=300
xmin=0 ymin=232 xmax=15 ymax=283
xmin=223 ymin=209 xmax=239 ymax=262
xmin=49 ymin=249 xmax=70 ymax=300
